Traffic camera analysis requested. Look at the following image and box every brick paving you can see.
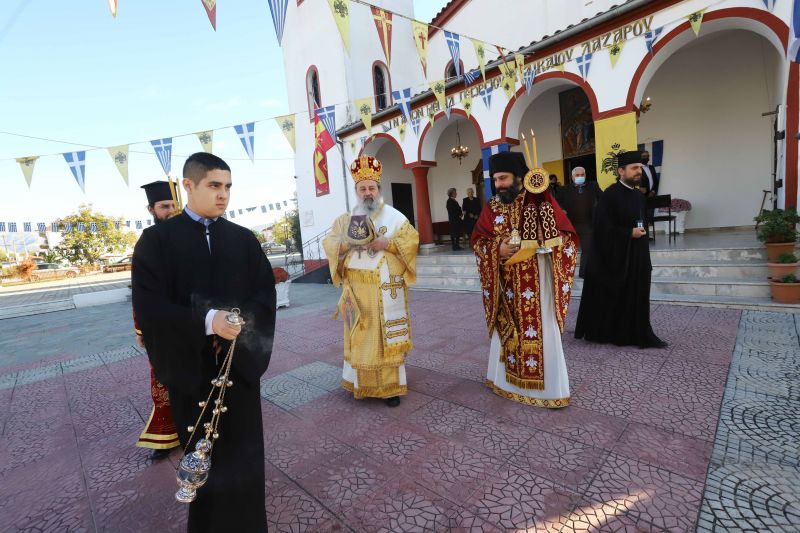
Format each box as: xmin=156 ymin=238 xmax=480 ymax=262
xmin=0 ymin=285 xmax=796 ymax=531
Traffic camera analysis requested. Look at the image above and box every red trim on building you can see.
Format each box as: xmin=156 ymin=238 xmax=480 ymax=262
xmin=416 ymin=108 xmax=485 ymax=163
xmin=428 ymin=0 xmax=471 ymax=37
xmin=371 ymin=60 xmax=392 ymax=112
xmin=411 ymin=166 xmax=435 ymax=244
xmin=786 ymin=62 xmax=799 ymax=210
xmin=359 ymin=132 xmax=406 ymax=164
xmin=305 ymin=64 xmax=321 ymax=122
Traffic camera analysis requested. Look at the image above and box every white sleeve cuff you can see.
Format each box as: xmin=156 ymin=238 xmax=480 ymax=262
xmin=205 ymin=309 xmax=218 ymax=335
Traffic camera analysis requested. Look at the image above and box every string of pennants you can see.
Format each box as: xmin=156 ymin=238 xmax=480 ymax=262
xmin=0 ymin=199 xmax=294 ymax=234
xmin=13 ymin=1 xmax=778 ymax=193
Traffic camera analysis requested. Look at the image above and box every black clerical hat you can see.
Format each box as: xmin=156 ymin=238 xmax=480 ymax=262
xmin=616 ymin=151 xmax=643 ymax=168
xmin=141 ymin=181 xmax=174 ymax=205
xmin=489 ymin=151 xmax=528 ymax=178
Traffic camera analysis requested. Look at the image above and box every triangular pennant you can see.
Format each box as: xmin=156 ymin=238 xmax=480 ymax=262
xmin=275 ymin=114 xmax=296 ymax=152
xmin=63 ymin=151 xmax=87 ymax=192
xmin=328 ymin=0 xmax=350 ymax=53
xmin=316 ymin=105 xmax=336 ymax=139
xmin=391 ymin=88 xmax=413 ymax=123
xmin=107 ymin=145 xmax=129 ymax=185
xmin=688 ymin=10 xmax=705 ymax=37
xmin=430 ymin=79 xmax=446 ymax=113
xmin=480 ymin=84 xmax=493 ymax=110
xmin=411 ymin=20 xmax=429 ymax=77
xmin=201 ymin=0 xmax=216 ymax=31
xmin=355 ymin=97 xmax=373 ymax=136
xmin=234 ymin=122 xmax=256 ymax=162
xmin=607 ymin=40 xmax=625 ymax=69
xmin=514 ymin=53 xmax=525 ymax=82
xmin=381 ymin=123 xmax=392 ymax=133
xmin=524 ymin=67 xmax=535 ymax=95
xmin=398 ymin=122 xmax=407 ymax=143
xmin=576 ymin=53 xmax=593 ymax=79
xmin=150 ymin=138 xmax=172 ymax=175
xmin=108 ymin=0 xmax=118 ymax=18
xmin=411 ymin=117 xmax=421 ymax=136
xmin=444 ymin=100 xmax=453 ymax=120
xmin=500 ymin=70 xmax=516 ymax=100
xmin=790 ymin=0 xmax=800 ymax=62
xmin=762 ymin=0 xmax=776 ymax=10
xmin=644 ymin=27 xmax=664 ymax=54
xmin=554 ymin=62 xmax=565 ymax=73
xmin=16 ymin=156 xmax=38 ymax=188
xmin=267 ymin=0 xmax=289 ymax=44
xmin=371 ymin=6 xmax=392 ymax=66
xmin=444 ymin=31 xmax=461 ymax=77
xmin=472 ymin=39 xmax=486 ymax=81
xmin=464 ymin=69 xmax=480 ymax=86
xmin=462 ymin=93 xmax=473 ymax=118
xmin=195 ymin=130 xmax=213 ymax=153
xmin=428 ymin=111 xmax=436 ymax=128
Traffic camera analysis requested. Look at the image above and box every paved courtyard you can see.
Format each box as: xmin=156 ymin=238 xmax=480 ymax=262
xmin=0 ymin=284 xmax=797 ymax=531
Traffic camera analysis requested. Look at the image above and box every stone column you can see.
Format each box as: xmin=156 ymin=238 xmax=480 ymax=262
xmin=411 ymin=166 xmax=434 ymax=245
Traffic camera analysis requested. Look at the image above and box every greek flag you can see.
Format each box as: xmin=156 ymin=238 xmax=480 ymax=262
xmin=114 ymin=222 xmax=120 ymax=230
xmin=229 ymin=210 xmax=236 ymax=218
xmin=238 ymin=209 xmax=243 ymax=215
xmin=267 ymin=0 xmax=289 ymax=44
xmin=63 ymin=151 xmax=87 ymax=192
xmin=283 ymin=200 xmax=288 ymax=206
xmin=64 ymin=223 xmax=72 ymax=233
xmin=77 ymin=222 xmax=85 ymax=232
xmin=269 ymin=204 xmax=274 ymax=210
xmin=151 ymin=138 xmax=172 ymax=175
xmin=0 ymin=223 xmax=5 ymax=232
xmin=103 ymin=222 xmax=109 ymax=229
xmin=276 ymin=203 xmax=282 ymax=210
xmin=90 ymin=222 xmax=97 ymax=233
xmin=146 ymin=219 xmax=152 ymax=226
xmin=37 ymin=223 xmax=46 ymax=232
xmin=381 ymin=123 xmax=392 ymax=133
xmin=480 ymin=84 xmax=493 ymax=109
xmin=135 ymin=220 xmax=142 ymax=229
xmin=23 ymin=222 xmax=31 ymax=232
xmin=644 ymin=27 xmax=663 ymax=54
xmin=444 ymin=31 xmax=461 ymax=76
xmin=125 ymin=221 xmax=131 ymax=227
xmin=51 ymin=223 xmax=58 ymax=232
xmin=524 ymin=68 xmax=535 ymax=95
xmin=637 ymin=140 xmax=665 ymax=183
xmin=762 ymin=0 xmax=776 ymax=9
xmin=391 ymin=88 xmax=413 ymax=123
xmin=481 ymin=143 xmax=509 ymax=200
xmin=790 ymin=0 xmax=800 ymax=62
xmin=464 ymin=69 xmax=480 ymax=86
xmin=9 ymin=222 xmax=17 ymax=233
xmin=576 ymin=53 xmax=592 ymax=80
xmin=316 ymin=106 xmax=336 ymax=139
xmin=234 ymin=122 xmax=256 ymax=162
xmin=411 ymin=117 xmax=421 ymax=136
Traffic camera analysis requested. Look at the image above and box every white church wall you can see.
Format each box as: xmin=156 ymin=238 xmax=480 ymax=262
xmin=636 ymin=30 xmax=781 ymax=229
xmin=427 ymin=121 xmax=482 ymax=223
xmin=517 ymin=88 xmax=564 ymax=168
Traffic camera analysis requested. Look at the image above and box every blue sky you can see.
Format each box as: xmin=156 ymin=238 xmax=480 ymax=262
xmin=0 ymin=0 xmax=447 ymax=227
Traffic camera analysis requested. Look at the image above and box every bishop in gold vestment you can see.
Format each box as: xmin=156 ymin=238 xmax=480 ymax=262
xmin=323 ymin=156 xmax=419 ymax=406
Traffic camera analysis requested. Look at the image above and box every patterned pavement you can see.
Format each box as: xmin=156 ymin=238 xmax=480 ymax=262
xmin=0 ymin=285 xmax=797 ymax=531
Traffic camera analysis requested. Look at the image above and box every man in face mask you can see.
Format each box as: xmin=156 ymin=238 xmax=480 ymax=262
xmin=639 ymin=150 xmax=659 ymax=198
xmin=557 ymin=167 xmax=601 ymax=278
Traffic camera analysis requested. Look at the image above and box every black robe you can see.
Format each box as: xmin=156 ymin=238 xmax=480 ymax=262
xmin=559 ymin=182 xmax=601 ymax=278
xmin=132 ymin=212 xmax=276 ymax=532
xmin=462 ymin=196 xmax=482 ymax=239
xmin=575 ymin=182 xmax=663 ymax=348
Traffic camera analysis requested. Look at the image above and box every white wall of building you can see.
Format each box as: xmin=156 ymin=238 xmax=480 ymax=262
xmin=518 ymin=87 xmax=565 ymax=168
xmin=427 ymin=120 xmax=482 ymax=223
xmin=637 ymin=30 xmax=782 ymax=229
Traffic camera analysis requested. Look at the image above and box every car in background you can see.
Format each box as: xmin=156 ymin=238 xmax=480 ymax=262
xmin=262 ymin=242 xmax=287 ymax=254
xmin=29 ymin=263 xmax=80 ymax=282
xmin=102 ymin=256 xmax=133 ymax=273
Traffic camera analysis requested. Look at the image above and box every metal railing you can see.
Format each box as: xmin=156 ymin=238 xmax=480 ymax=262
xmin=286 ymin=227 xmax=332 ymax=280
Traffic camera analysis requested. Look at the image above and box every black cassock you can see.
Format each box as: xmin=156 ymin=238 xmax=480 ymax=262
xmin=132 ymin=212 xmax=276 ymax=532
xmin=575 ymin=182 xmax=663 ymax=348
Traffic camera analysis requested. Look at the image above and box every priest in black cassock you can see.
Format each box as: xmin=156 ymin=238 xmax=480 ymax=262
xmin=132 ymin=152 xmax=276 ymax=532
xmin=574 ymin=151 xmax=667 ymax=349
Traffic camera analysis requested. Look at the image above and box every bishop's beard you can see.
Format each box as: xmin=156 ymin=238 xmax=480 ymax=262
xmin=497 ymin=183 xmax=521 ymax=204
xmin=354 ymin=195 xmax=383 ymax=215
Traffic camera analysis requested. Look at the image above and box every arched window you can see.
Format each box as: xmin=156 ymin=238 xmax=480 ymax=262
xmin=306 ymin=66 xmax=321 ymax=118
xmin=445 ymin=60 xmax=464 ymax=81
xmin=373 ymin=62 xmax=391 ymax=111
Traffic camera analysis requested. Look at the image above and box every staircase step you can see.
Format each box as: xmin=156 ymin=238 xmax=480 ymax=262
xmin=0 ymin=299 xmax=75 ymax=320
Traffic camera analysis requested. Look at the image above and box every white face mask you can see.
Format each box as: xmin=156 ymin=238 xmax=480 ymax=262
xmin=574 ymin=176 xmax=586 ymax=185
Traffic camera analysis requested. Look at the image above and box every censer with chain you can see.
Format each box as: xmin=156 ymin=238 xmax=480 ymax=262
xmin=175 ymin=308 xmax=244 ymax=503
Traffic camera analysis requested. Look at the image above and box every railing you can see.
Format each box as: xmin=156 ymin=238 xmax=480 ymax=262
xmin=286 ymin=227 xmax=332 ymax=280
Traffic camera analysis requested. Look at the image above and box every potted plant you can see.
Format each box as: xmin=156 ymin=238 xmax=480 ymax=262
xmin=769 ymin=273 xmax=800 ymax=304
xmin=754 ymin=208 xmax=799 ymax=262
xmin=767 ymin=252 xmax=799 ymax=280
xmin=670 ymin=198 xmax=691 ymax=234
xmin=273 ymin=267 xmax=291 ymax=308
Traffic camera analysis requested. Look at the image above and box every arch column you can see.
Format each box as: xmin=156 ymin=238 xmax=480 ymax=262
xmin=410 ymin=165 xmax=435 ymax=245
xmin=785 ymin=62 xmax=798 ymax=209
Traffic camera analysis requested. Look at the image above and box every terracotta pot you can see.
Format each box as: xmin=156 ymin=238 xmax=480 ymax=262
xmin=765 ymin=242 xmax=796 ymax=262
xmin=767 ymin=262 xmax=799 ymax=279
xmin=769 ymin=280 xmax=800 ymax=304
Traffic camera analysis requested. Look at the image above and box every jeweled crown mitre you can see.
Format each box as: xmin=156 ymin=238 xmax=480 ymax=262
xmin=350 ymin=155 xmax=382 ymax=184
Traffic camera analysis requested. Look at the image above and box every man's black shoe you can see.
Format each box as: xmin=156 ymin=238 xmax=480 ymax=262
xmin=385 ymin=396 xmax=401 ymax=407
xmin=150 ymin=448 xmax=171 ymax=460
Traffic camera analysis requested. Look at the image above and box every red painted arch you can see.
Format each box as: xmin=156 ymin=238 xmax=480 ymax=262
xmin=500 ymin=71 xmax=600 ymax=140
xmin=626 ymin=7 xmax=789 ymax=109
xmin=415 ymin=108 xmax=485 ymax=164
xmin=359 ymin=132 xmax=407 ymax=166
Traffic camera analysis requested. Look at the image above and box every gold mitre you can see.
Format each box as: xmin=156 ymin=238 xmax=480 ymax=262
xmin=350 ymin=155 xmax=382 ymax=184
xmin=520 ymin=130 xmax=549 ymax=194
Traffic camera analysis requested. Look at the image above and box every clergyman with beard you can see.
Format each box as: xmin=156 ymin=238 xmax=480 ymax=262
xmin=322 ymin=156 xmax=419 ymax=407
xmin=575 ymin=151 xmax=667 ymax=348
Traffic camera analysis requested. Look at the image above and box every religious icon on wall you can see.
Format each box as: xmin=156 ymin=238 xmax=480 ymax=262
xmin=559 ymin=87 xmax=595 ymax=159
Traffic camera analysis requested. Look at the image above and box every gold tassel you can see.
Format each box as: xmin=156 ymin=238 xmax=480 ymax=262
xmin=505 ymin=373 xmax=545 ymax=391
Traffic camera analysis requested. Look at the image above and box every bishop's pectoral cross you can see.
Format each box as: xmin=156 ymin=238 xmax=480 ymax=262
xmin=380 ymin=275 xmax=404 ymax=299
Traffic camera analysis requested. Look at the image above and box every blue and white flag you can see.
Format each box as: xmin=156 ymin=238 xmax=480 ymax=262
xmin=37 ymin=223 xmax=46 ymax=232
xmin=267 ymin=0 xmax=289 ymax=44
xmin=283 ymin=200 xmax=288 ymax=206
xmin=229 ymin=210 xmax=236 ymax=218
xmin=63 ymin=151 xmax=87 ymax=192
xmin=246 ymin=207 xmax=257 ymax=212
xmin=238 ymin=209 xmax=243 ymax=215
xmin=381 ymin=123 xmax=392 ymax=133
xmin=147 ymin=219 xmax=152 ymax=226
xmin=103 ymin=222 xmax=109 ymax=229
xmin=479 ymin=84 xmax=493 ymax=109
xmin=51 ymin=223 xmax=58 ymax=232
xmin=392 ymin=88 xmax=413 ymax=123
xmin=114 ymin=221 xmax=120 ymax=230
xmin=125 ymin=221 xmax=131 ymax=228
xmin=790 ymin=0 xmax=800 ymax=62
xmin=64 ymin=222 xmax=72 ymax=233
xmin=77 ymin=222 xmax=85 ymax=232
xmin=0 ymin=223 xmax=5 ymax=232
xmin=481 ymin=144 xmax=509 ymax=200
xmin=135 ymin=220 xmax=142 ymax=230
xmin=464 ymin=69 xmax=480 ymax=86
xmin=444 ymin=31 xmax=461 ymax=76
xmin=9 ymin=223 xmax=17 ymax=233
xmin=576 ymin=53 xmax=593 ymax=80
xmin=261 ymin=205 xmax=267 ymax=213
xmin=276 ymin=203 xmax=282 ymax=210
xmin=269 ymin=204 xmax=274 ymax=210
xmin=150 ymin=138 xmax=172 ymax=175
xmin=644 ymin=27 xmax=664 ymax=54
xmin=762 ymin=0 xmax=776 ymax=10
xmin=524 ymin=68 xmax=535 ymax=95
xmin=316 ymin=105 xmax=336 ymax=139
xmin=637 ymin=139 xmax=665 ymax=183
xmin=23 ymin=222 xmax=31 ymax=232
xmin=234 ymin=122 xmax=256 ymax=162
xmin=89 ymin=222 xmax=97 ymax=233
xmin=411 ymin=117 xmax=421 ymax=137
